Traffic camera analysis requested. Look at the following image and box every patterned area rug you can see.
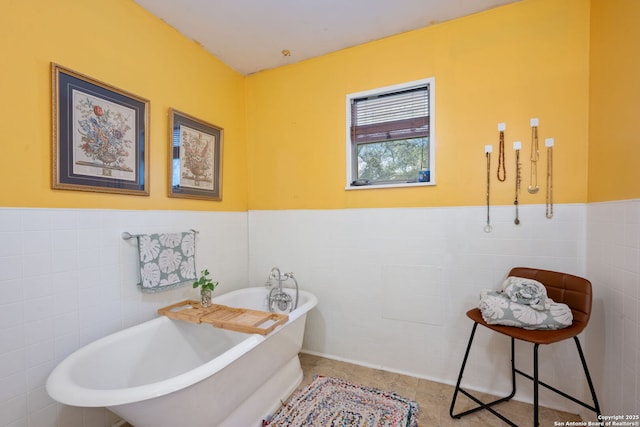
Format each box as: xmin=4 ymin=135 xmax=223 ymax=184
xmin=266 ymin=375 xmax=419 ymax=427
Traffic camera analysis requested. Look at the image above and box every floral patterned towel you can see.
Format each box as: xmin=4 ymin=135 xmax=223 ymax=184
xmin=478 ymin=288 xmax=573 ymax=330
xmin=501 ymin=276 xmax=551 ymax=311
xmin=136 ymin=231 xmax=196 ymax=293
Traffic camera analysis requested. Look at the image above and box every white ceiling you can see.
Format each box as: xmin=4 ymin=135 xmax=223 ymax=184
xmin=134 ymin=0 xmax=520 ymax=75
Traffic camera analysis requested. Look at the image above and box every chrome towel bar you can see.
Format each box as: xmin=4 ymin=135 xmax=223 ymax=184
xmin=121 ymin=229 xmax=198 ymax=240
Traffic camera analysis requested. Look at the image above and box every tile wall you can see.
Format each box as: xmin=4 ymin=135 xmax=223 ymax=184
xmin=0 ymin=208 xmax=249 ymax=427
xmin=248 ymin=203 xmax=589 ymax=414
xmin=586 ymin=200 xmax=640 ymax=417
xmin=1 ymin=201 xmax=637 ymax=426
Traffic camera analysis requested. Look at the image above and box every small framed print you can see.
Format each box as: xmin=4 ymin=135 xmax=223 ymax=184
xmin=52 ymin=63 xmax=150 ymax=195
xmin=169 ymin=109 xmax=223 ymax=201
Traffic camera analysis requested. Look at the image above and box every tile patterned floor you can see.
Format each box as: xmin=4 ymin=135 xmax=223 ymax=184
xmin=118 ymin=353 xmax=583 ymax=426
xmin=299 ymin=353 xmax=583 ymax=427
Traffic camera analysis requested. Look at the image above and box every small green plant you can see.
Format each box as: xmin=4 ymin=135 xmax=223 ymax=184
xmin=192 ymin=269 xmax=218 ymax=293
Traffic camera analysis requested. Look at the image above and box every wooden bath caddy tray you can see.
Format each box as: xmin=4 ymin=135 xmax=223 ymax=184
xmin=157 ymin=300 xmax=288 ymax=335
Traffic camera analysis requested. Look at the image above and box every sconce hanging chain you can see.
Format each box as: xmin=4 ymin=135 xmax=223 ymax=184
xmin=484 ymin=152 xmax=492 ymax=233
xmin=528 ymin=125 xmax=540 ymax=194
xmin=514 ymin=148 xmax=521 ymax=225
xmin=546 ymin=145 xmax=554 ymax=219
xmin=497 ymin=130 xmax=506 ymax=182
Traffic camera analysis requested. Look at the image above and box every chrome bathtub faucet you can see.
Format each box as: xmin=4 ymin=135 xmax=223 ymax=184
xmin=265 ymin=266 xmax=299 ymax=313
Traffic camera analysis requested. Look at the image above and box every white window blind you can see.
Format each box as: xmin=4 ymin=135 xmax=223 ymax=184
xmin=350 ymin=85 xmax=430 ymax=144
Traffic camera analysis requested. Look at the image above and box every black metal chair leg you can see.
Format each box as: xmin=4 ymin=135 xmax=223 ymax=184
xmin=574 ymin=336 xmax=601 ymax=417
xmin=509 ymin=337 xmax=517 ymax=400
xmin=449 ymin=322 xmax=478 ymax=418
xmin=534 ymin=344 xmax=540 ymax=427
xmin=450 ymin=324 xmax=518 ymax=426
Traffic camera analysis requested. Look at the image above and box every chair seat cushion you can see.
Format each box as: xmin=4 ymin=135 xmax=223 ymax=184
xmin=466 ymin=308 xmax=587 ymax=344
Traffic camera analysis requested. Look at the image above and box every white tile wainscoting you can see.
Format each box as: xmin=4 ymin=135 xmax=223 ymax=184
xmin=0 ymin=208 xmax=249 ymax=427
xmin=0 ymin=201 xmax=638 ymax=426
xmin=248 ymin=204 xmax=591 ymax=416
xmin=248 ymin=201 xmax=638 ymax=418
xmin=585 ymin=200 xmax=640 ymax=418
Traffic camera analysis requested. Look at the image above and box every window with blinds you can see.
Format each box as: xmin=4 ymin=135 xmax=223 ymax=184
xmin=346 ymin=78 xmax=434 ymax=188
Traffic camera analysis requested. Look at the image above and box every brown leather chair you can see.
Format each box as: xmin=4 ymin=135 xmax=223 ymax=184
xmin=449 ymin=267 xmax=600 ymax=426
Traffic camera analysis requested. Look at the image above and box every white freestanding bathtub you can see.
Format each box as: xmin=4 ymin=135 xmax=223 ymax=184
xmin=46 ymin=287 xmax=317 ymax=427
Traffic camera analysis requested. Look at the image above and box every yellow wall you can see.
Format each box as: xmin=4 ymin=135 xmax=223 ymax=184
xmin=588 ymin=0 xmax=640 ymax=202
xmin=4 ymin=0 xmax=620 ymax=212
xmin=0 ymin=0 xmax=247 ymax=211
xmin=246 ymin=0 xmax=591 ymax=209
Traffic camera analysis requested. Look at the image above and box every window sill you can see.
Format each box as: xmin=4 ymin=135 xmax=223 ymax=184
xmin=344 ymin=181 xmax=435 ymax=190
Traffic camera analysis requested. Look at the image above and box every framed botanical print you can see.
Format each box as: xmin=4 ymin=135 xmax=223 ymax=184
xmin=169 ymin=109 xmax=223 ymax=201
xmin=52 ymin=63 xmax=150 ymax=195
